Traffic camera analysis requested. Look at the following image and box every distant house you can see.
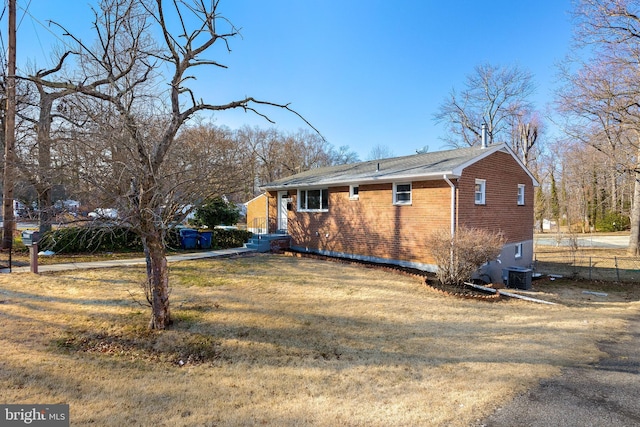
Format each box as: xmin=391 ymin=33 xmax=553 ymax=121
xmin=245 ymin=193 xmax=269 ymax=234
xmin=251 ymin=143 xmax=538 ymax=283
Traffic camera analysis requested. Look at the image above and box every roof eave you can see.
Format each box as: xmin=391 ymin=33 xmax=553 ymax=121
xmin=261 ymin=171 xmax=460 ymax=191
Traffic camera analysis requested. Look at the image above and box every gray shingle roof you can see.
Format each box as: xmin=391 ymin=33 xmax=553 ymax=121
xmin=262 ymin=144 xmax=513 ymax=190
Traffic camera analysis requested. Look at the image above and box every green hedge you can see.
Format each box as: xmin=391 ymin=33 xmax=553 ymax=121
xmin=39 ymin=227 xmax=252 ymax=254
xmin=211 ymin=229 xmax=252 ymax=249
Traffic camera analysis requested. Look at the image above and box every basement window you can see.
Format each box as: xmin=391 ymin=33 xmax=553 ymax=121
xmin=515 ymin=243 xmax=523 ymax=259
xmin=475 ymin=179 xmax=486 ymax=205
xmin=298 ymin=189 xmax=329 ymax=212
xmin=393 ymin=183 xmax=412 ymax=205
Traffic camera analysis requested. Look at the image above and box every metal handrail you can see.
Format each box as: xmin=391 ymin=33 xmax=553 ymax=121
xmin=248 ymin=217 xmax=268 ymax=236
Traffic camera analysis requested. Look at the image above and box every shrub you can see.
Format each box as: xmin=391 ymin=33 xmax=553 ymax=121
xmin=595 ymin=210 xmax=630 ymax=232
xmin=211 ymin=229 xmax=252 ymax=249
xmin=39 ymin=227 xmax=181 ymax=254
xmin=427 ymin=227 xmax=506 ymax=288
xmin=38 ymin=226 xmax=249 ymax=254
xmin=193 ymin=197 xmax=240 ymax=228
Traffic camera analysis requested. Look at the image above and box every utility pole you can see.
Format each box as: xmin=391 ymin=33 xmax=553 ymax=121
xmin=2 ymin=0 xmax=16 ymax=250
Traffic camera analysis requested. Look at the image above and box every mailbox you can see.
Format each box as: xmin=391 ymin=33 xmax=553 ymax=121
xmin=22 ymin=230 xmax=40 ymax=246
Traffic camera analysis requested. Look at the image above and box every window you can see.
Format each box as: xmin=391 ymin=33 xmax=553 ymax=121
xmin=515 ymin=243 xmax=523 ymax=259
xmin=298 ymin=189 xmax=329 ymax=212
xmin=393 ymin=183 xmax=412 ymax=205
xmin=349 ymin=185 xmax=359 ymax=200
xmin=475 ymin=179 xmax=486 ymax=205
xmin=517 ymin=184 xmax=525 ymax=205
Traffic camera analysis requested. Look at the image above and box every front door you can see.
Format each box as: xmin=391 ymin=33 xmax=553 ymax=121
xmin=277 ymin=191 xmax=288 ymax=233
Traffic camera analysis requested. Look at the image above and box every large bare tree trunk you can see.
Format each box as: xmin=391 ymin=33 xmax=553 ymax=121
xmin=144 ymin=229 xmax=172 ymax=329
xmin=628 ymin=171 xmax=640 ymax=256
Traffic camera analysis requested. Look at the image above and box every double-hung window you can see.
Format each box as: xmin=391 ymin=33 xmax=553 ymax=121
xmin=349 ymin=185 xmax=359 ymax=200
xmin=475 ymin=179 xmax=486 ymax=205
xmin=298 ymin=189 xmax=329 ymax=212
xmin=393 ymin=183 xmax=412 ymax=205
xmin=517 ymin=184 xmax=525 ymax=206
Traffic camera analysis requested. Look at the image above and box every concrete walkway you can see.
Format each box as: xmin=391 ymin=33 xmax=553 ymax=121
xmin=6 ymin=247 xmax=256 ymax=273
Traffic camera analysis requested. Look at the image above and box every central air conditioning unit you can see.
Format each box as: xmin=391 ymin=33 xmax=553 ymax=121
xmin=502 ymin=266 xmax=532 ymax=290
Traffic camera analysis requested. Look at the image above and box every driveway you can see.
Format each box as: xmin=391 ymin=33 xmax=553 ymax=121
xmin=477 ymin=315 xmax=640 ymax=426
xmin=535 ymin=233 xmax=630 ymax=249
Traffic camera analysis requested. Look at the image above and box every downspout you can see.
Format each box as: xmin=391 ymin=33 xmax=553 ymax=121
xmin=443 ymin=175 xmax=456 ymax=236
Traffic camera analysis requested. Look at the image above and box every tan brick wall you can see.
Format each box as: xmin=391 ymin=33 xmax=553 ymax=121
xmin=281 ymin=151 xmax=535 ymax=268
xmin=246 ymin=194 xmax=268 ymax=232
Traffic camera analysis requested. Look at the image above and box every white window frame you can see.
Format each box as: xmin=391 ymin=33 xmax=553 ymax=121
xmin=393 ymin=182 xmax=412 ymax=205
xmin=349 ymin=185 xmax=359 ymax=201
xmin=475 ymin=179 xmax=486 ymax=205
xmin=517 ymin=184 xmax=525 ymax=206
xmin=515 ymin=243 xmax=523 ymax=259
xmin=298 ymin=188 xmax=329 ymax=212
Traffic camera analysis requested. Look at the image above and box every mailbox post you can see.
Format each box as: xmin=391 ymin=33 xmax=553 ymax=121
xmin=22 ymin=230 xmax=40 ymax=274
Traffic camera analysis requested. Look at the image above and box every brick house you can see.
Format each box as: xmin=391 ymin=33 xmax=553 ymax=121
xmin=250 ymin=143 xmax=538 ymax=283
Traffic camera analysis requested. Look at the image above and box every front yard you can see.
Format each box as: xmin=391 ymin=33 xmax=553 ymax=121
xmin=1 ymin=254 xmax=638 ymax=426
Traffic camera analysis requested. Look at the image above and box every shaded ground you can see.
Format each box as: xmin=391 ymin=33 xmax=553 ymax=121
xmin=477 ymin=314 xmax=640 ymax=427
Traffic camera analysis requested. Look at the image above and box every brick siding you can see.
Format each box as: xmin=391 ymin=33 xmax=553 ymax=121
xmin=457 ymin=151 xmax=534 ymax=243
xmin=268 ymin=150 xmax=534 ymax=267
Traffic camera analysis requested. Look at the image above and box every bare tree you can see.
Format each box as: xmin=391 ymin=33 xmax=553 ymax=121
xmin=236 ymin=126 xmax=357 ymax=197
xmin=434 ymin=63 xmax=537 ymax=148
xmin=558 ymin=0 xmax=640 ymax=255
xmin=34 ymin=0 xmax=317 ymax=329
xmin=510 ymin=109 xmax=542 ymax=168
xmin=366 ymin=144 xmax=394 ymax=160
xmin=330 ymin=145 xmax=359 ymax=165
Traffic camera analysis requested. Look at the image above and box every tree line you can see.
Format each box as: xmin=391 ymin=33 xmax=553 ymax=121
xmin=433 ymin=0 xmax=640 ymax=256
xmin=6 ymin=122 xmax=358 ymax=221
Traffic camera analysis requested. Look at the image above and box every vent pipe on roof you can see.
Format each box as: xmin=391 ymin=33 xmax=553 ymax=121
xmin=376 ymin=162 xmax=380 ymax=172
xmin=481 ymin=124 xmax=488 ymax=149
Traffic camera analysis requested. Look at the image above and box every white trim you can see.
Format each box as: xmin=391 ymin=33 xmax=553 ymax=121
xmin=517 ymin=184 xmax=525 ymax=206
xmin=515 ymin=242 xmax=523 ymax=259
xmin=393 ymin=182 xmax=412 ymax=205
xmin=277 ymin=191 xmax=288 ymax=232
xmin=244 ymin=192 xmax=267 ymax=206
xmin=475 ymin=179 xmax=486 ymax=205
xmin=298 ymin=188 xmax=329 ymax=212
xmin=349 ymin=185 xmax=360 ymax=200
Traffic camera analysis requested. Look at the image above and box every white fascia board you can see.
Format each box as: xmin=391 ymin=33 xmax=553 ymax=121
xmin=244 ymin=193 xmax=267 ymax=205
xmin=262 ymin=171 xmax=459 ymax=191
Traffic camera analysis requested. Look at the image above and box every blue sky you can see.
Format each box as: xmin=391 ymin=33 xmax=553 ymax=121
xmin=11 ymin=0 xmax=574 ymax=159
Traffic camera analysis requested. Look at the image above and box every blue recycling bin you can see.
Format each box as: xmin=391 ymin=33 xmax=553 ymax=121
xmin=179 ymin=229 xmax=199 ymax=250
xmin=198 ymin=231 xmax=212 ymax=249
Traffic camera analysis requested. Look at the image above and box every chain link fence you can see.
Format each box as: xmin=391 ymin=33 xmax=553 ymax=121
xmin=533 ymin=252 xmax=640 ymax=282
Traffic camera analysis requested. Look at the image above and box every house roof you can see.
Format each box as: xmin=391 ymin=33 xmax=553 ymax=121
xmin=262 ymin=143 xmax=538 ymax=190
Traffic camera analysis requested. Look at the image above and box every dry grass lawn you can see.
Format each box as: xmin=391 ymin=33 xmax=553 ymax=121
xmin=1 ymin=254 xmax=639 ymax=426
